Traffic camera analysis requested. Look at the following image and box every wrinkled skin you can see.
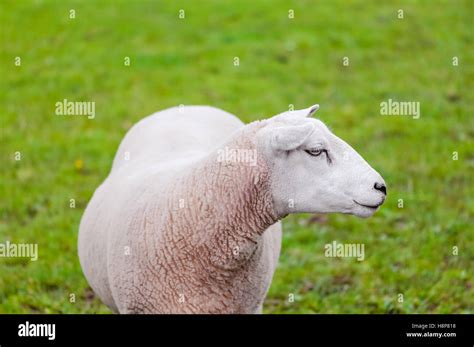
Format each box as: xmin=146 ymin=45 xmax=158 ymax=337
xmin=78 ymin=105 xmax=386 ymax=313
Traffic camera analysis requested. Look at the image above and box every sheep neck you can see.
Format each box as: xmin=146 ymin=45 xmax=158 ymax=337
xmin=178 ymin=123 xmax=279 ymax=270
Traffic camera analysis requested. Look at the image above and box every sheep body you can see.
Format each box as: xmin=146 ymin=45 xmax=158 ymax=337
xmin=78 ymin=106 xmax=282 ymax=313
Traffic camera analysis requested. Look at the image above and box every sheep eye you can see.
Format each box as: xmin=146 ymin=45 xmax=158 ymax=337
xmin=305 ymin=148 xmax=325 ymax=157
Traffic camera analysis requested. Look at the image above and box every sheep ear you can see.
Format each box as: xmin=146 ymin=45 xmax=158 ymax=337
xmin=287 ymin=104 xmax=319 ymax=118
xmin=306 ymin=104 xmax=319 ymax=117
xmin=271 ymin=123 xmax=315 ymax=151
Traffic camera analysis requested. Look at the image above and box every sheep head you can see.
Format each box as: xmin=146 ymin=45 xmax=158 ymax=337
xmin=257 ymin=105 xmax=387 ymax=218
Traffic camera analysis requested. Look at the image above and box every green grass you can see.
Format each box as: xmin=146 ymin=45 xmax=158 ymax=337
xmin=0 ymin=0 xmax=473 ymax=313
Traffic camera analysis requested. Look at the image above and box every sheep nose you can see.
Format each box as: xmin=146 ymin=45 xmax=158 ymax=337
xmin=374 ymin=182 xmax=387 ymax=195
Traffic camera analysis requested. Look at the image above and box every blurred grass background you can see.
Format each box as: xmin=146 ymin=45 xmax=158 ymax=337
xmin=0 ymin=0 xmax=472 ymax=313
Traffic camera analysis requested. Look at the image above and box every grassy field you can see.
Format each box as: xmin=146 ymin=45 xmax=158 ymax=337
xmin=0 ymin=0 xmax=472 ymax=313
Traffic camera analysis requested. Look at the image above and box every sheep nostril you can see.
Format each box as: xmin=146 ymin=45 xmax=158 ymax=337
xmin=374 ymin=182 xmax=387 ymax=195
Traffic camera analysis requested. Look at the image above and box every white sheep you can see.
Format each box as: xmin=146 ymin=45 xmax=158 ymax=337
xmin=78 ymin=105 xmax=386 ymax=313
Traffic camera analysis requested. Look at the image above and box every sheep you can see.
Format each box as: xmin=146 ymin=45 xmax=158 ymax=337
xmin=78 ymin=105 xmax=387 ymax=313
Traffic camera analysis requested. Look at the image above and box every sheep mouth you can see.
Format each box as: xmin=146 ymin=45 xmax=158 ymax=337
xmin=353 ymin=200 xmax=382 ymax=209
